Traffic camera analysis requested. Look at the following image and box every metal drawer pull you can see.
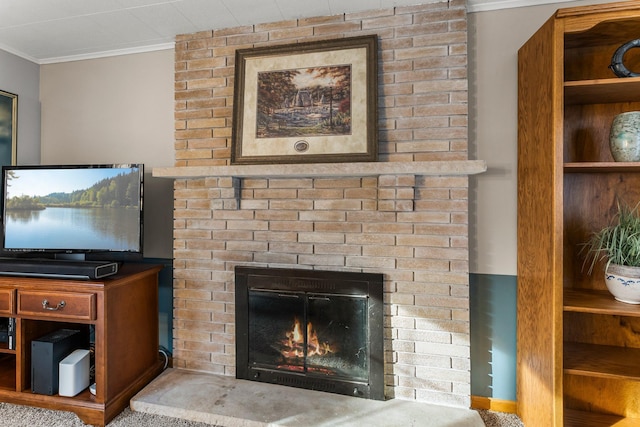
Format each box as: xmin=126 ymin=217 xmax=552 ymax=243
xmin=42 ymin=299 xmax=66 ymax=311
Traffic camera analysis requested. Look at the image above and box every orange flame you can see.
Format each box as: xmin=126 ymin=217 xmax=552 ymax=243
xmin=281 ymin=317 xmax=333 ymax=359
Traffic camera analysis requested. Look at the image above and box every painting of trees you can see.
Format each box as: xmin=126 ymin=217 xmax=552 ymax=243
xmin=256 ymin=65 xmax=352 ymax=138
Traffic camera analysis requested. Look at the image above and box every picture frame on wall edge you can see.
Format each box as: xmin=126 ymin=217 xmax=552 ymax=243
xmin=0 ymin=90 xmax=17 ymax=166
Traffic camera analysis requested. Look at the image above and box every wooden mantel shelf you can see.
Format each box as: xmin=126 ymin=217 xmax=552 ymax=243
xmin=152 ymin=160 xmax=487 ymax=179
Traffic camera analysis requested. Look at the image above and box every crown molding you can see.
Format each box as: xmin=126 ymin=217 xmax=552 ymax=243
xmin=468 ymin=0 xmax=582 ymax=13
xmin=0 ymin=43 xmax=39 ymax=64
xmin=37 ymin=43 xmax=175 ymax=65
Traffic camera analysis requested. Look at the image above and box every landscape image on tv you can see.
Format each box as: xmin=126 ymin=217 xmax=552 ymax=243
xmin=3 ymin=167 xmax=141 ymax=252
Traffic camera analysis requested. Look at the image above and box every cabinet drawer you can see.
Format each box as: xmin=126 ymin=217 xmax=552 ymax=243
xmin=18 ymin=291 xmax=96 ymax=321
xmin=0 ymin=289 xmax=14 ymax=315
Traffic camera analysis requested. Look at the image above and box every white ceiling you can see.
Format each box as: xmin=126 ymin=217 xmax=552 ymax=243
xmin=0 ymin=0 xmax=583 ymax=64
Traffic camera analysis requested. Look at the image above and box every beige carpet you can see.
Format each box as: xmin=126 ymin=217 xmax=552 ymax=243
xmin=0 ymin=403 xmax=212 ymax=427
xmin=476 ymin=409 xmax=524 ymax=427
xmin=0 ymin=402 xmax=523 ymax=427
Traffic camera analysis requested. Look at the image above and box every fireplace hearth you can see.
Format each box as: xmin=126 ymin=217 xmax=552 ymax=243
xmin=235 ymin=266 xmax=384 ymax=400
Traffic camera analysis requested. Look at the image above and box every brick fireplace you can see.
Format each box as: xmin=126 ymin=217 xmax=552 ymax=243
xmin=159 ymin=0 xmax=483 ymax=409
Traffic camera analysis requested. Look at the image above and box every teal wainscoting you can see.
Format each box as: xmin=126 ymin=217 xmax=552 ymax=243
xmin=142 ymin=258 xmax=173 ymax=353
xmin=470 ymin=273 xmax=517 ymax=401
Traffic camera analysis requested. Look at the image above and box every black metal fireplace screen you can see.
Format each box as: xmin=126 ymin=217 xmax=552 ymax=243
xmin=235 ymin=266 xmax=384 ymax=400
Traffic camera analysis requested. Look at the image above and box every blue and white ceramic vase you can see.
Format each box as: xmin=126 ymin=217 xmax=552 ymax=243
xmin=605 ymin=263 xmax=640 ymax=304
xmin=610 ymin=111 xmax=640 ymax=162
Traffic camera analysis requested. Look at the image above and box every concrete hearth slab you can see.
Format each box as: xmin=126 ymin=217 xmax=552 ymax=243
xmin=130 ymin=368 xmax=484 ymax=427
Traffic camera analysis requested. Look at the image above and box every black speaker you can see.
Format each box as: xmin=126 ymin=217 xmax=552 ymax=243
xmin=0 ymin=258 xmax=118 ymax=280
xmin=31 ymin=329 xmax=83 ymax=395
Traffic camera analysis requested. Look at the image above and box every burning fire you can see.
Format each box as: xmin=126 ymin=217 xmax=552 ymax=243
xmin=281 ymin=317 xmax=334 ymax=359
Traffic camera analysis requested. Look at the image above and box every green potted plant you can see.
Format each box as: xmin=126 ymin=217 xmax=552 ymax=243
xmin=582 ymin=200 xmax=640 ymax=304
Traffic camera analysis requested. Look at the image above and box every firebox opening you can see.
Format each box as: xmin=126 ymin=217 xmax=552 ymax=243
xmin=235 ymin=266 xmax=384 ymax=400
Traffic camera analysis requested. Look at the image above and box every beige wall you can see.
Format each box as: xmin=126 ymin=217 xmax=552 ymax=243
xmin=40 ymin=50 xmax=175 ymax=258
xmin=468 ymin=0 xmax=619 ymax=275
xmin=468 ymin=5 xmax=560 ymax=275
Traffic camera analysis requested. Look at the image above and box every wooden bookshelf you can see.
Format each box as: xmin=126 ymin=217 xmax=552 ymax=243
xmin=517 ymin=2 xmax=640 ymax=425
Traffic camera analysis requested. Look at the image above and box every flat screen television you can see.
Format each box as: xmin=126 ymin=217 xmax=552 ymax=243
xmin=0 ymin=164 xmax=144 ymax=262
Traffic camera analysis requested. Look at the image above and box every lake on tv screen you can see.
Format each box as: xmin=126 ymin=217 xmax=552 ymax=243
xmin=5 ymin=206 xmax=140 ymax=251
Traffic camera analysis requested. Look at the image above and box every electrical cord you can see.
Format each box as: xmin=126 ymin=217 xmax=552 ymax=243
xmin=158 ymin=346 xmax=170 ymax=370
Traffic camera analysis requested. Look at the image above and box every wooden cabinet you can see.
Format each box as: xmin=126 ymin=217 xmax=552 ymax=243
xmin=0 ymin=263 xmax=163 ymax=426
xmin=517 ymin=1 xmax=640 ymax=426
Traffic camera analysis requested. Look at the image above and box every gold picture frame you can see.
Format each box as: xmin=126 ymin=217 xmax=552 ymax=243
xmin=0 ymin=90 xmax=17 ymax=166
xmin=231 ymin=35 xmax=378 ymax=165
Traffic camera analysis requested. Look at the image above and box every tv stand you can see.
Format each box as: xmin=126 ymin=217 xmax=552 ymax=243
xmin=0 ymin=263 xmax=164 ymax=426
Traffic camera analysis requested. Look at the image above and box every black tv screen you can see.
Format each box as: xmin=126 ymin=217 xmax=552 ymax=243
xmin=1 ymin=164 xmax=143 ymax=261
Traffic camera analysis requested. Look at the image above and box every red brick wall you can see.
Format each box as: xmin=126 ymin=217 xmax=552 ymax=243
xmin=172 ymin=0 xmax=471 ymax=407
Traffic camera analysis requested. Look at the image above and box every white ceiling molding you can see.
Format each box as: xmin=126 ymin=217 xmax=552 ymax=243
xmin=468 ymin=0 xmax=618 ymax=13
xmin=0 ymin=42 xmax=39 ymax=65
xmin=38 ymin=43 xmax=175 ymax=65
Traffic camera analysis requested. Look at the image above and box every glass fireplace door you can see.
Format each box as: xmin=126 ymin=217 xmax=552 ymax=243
xmin=247 ymin=289 xmax=369 ymax=381
xmin=248 ymin=290 xmax=305 ymax=372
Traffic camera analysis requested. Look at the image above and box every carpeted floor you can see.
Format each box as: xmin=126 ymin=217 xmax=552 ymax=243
xmin=0 ymin=403 xmax=212 ymax=427
xmin=476 ymin=409 xmax=524 ymax=427
xmin=0 ymin=402 xmax=523 ymax=427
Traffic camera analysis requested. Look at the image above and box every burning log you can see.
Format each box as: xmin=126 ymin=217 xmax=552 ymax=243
xmin=277 ymin=317 xmax=336 ymax=359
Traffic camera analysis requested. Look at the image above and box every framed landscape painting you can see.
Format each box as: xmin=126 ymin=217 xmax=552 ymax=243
xmin=231 ymin=35 xmax=378 ymax=165
xmin=0 ymin=91 xmax=17 ymax=166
